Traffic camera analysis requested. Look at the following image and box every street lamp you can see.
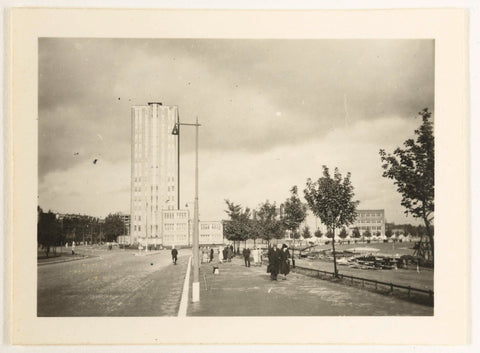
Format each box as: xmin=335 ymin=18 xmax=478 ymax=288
xmin=172 ymin=116 xmax=201 ymax=302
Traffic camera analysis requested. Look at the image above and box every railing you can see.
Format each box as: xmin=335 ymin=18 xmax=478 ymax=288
xmin=294 ymin=265 xmax=433 ymax=306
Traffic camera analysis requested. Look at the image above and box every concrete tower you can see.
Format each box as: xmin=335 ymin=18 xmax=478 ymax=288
xmin=130 ymin=102 xmax=179 ymax=245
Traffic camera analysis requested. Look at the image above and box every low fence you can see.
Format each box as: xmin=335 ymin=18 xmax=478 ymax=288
xmin=293 ymin=265 xmax=433 ymax=306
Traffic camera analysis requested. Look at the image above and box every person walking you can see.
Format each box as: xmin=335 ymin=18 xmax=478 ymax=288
xmin=222 ymin=247 xmax=228 ymax=262
xmin=267 ymin=244 xmax=281 ymax=281
xmin=279 ymin=244 xmax=291 ymax=280
xmin=227 ymin=246 xmax=233 ymax=262
xmin=171 ymin=245 xmax=178 ymax=265
xmin=243 ymin=247 xmax=251 ymax=267
xmin=210 ymin=248 xmax=214 ymax=263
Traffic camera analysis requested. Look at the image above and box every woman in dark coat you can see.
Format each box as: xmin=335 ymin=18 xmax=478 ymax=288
xmin=267 ymin=244 xmax=281 ymax=280
xmin=279 ymin=244 xmax=291 ymax=280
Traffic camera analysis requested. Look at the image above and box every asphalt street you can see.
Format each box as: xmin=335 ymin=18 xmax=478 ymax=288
xmin=37 ymin=248 xmax=189 ymax=316
xmin=38 ymin=247 xmax=433 ymax=317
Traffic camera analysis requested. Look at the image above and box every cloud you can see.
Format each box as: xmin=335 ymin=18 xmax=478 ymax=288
xmin=38 ymin=39 xmax=433 ymax=225
xmin=39 ymin=39 xmax=434 ymax=179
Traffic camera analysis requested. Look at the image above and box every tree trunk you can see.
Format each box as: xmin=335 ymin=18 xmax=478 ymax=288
xmin=331 ymin=229 xmax=338 ymax=277
xmin=424 ymin=217 xmax=434 ymax=265
xmin=292 ymin=234 xmax=296 ymax=268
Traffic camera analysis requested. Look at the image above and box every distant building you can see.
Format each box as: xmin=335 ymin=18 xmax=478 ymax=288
xmin=130 ymin=102 xmax=179 ymax=244
xmin=130 ymin=102 xmax=223 ymax=247
xmin=116 ymin=212 xmax=130 ymax=235
xmin=199 ymin=221 xmax=223 ymax=245
xmin=349 ymin=209 xmax=385 ymax=236
xmin=161 ymin=209 xmax=190 ymax=247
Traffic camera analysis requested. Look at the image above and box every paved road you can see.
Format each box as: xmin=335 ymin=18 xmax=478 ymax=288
xmin=37 ymin=248 xmax=189 ymax=317
xmin=188 ymin=257 xmax=433 ymax=316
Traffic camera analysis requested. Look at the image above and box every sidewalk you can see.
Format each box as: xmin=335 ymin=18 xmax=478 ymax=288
xmin=187 ymin=257 xmax=433 ymax=316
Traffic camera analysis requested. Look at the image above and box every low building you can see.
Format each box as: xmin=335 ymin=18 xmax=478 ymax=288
xmin=349 ymin=209 xmax=385 ymax=236
xmin=160 ymin=209 xmax=190 ymax=247
xmin=199 ymin=221 xmax=223 ymax=245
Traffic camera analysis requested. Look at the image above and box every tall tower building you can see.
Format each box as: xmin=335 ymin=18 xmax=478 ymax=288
xmin=130 ymin=102 xmax=179 ymax=244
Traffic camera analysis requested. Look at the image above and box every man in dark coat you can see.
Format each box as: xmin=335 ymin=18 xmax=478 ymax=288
xmin=222 ymin=247 xmax=228 ymax=261
xmin=279 ymin=244 xmax=291 ymax=279
xmin=171 ymin=245 xmax=178 ymax=265
xmin=243 ymin=247 xmax=251 ymax=267
xmin=267 ymin=244 xmax=281 ymax=280
xmin=227 ymin=246 xmax=233 ymax=262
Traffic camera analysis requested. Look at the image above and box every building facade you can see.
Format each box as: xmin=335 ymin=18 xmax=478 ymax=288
xmin=130 ymin=102 xmax=179 ymax=244
xmin=161 ymin=209 xmax=190 ymax=247
xmin=349 ymin=209 xmax=385 ymax=236
xmin=199 ymin=221 xmax=223 ymax=245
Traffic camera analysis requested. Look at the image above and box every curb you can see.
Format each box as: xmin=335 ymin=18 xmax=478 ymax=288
xmin=37 ymin=255 xmax=89 ymax=266
xmin=177 ymin=256 xmax=192 ymax=317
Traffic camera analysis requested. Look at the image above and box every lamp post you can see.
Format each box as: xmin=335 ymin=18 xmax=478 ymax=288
xmin=172 ymin=117 xmax=201 ymax=302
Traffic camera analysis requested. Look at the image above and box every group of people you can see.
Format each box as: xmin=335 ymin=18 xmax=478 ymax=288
xmin=221 ymin=245 xmax=234 ymax=262
xmin=201 ymin=247 xmax=215 ymax=263
xmin=170 ymin=242 xmax=292 ymax=282
xmin=267 ymin=243 xmax=291 ymax=281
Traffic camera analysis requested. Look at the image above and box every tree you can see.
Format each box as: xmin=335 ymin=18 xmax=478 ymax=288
xmin=37 ymin=209 xmax=63 ymax=257
xmin=304 ymin=166 xmax=359 ymax=277
xmin=224 ymin=200 xmax=251 ymax=251
xmin=325 ymin=229 xmax=334 ymax=239
xmin=380 ymin=108 xmax=434 ymax=264
xmin=103 ymin=214 xmax=124 ymax=242
xmin=314 ymin=229 xmax=323 ymax=239
xmin=302 ymin=226 xmax=312 ymax=240
xmin=352 ymin=227 xmax=361 ymax=239
xmin=363 ymin=229 xmax=371 ymax=242
xmin=281 ymin=186 xmax=307 ymax=265
xmin=248 ymin=218 xmax=261 ymax=247
xmin=385 ymin=229 xmax=393 ymax=238
xmin=257 ymin=200 xmax=284 ymax=245
xmin=338 ymin=227 xmax=348 ymax=239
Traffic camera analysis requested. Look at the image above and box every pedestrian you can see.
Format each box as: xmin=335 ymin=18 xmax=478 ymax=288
xmin=252 ymin=247 xmax=260 ymax=266
xmin=243 ymin=247 xmax=251 ymax=267
xmin=267 ymin=244 xmax=281 ymax=281
xmin=279 ymin=244 xmax=291 ymax=280
xmin=202 ymin=250 xmax=209 ymax=264
xmin=210 ymin=248 xmax=214 ymax=263
xmin=227 ymin=246 xmax=233 ymax=262
xmin=222 ymin=247 xmax=228 ymax=261
xmin=171 ymin=245 xmax=178 ymax=265
xmin=71 ymin=241 xmax=76 ymax=255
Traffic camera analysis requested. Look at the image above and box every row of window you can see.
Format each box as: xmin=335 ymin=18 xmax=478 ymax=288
xmin=359 ymin=212 xmax=384 ymax=218
xmin=164 ymin=223 xmax=188 ymax=231
xmin=163 ymin=211 xmax=187 ymax=219
xmin=200 ymin=223 xmax=222 ymax=230
xmin=357 ymin=226 xmax=383 ymax=231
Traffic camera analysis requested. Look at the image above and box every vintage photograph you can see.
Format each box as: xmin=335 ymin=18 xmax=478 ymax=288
xmin=37 ymin=38 xmax=435 ymax=317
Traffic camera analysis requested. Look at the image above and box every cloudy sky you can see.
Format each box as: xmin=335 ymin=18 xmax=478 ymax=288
xmin=39 ymin=38 xmax=434 ymax=225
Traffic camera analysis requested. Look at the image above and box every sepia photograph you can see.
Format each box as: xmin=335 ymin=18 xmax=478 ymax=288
xmin=8 ymin=8 xmax=469 ymax=345
xmin=37 ymin=38 xmax=434 ymax=317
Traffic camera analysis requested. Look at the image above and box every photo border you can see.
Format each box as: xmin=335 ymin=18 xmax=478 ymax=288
xmin=8 ymin=8 xmax=469 ymax=345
